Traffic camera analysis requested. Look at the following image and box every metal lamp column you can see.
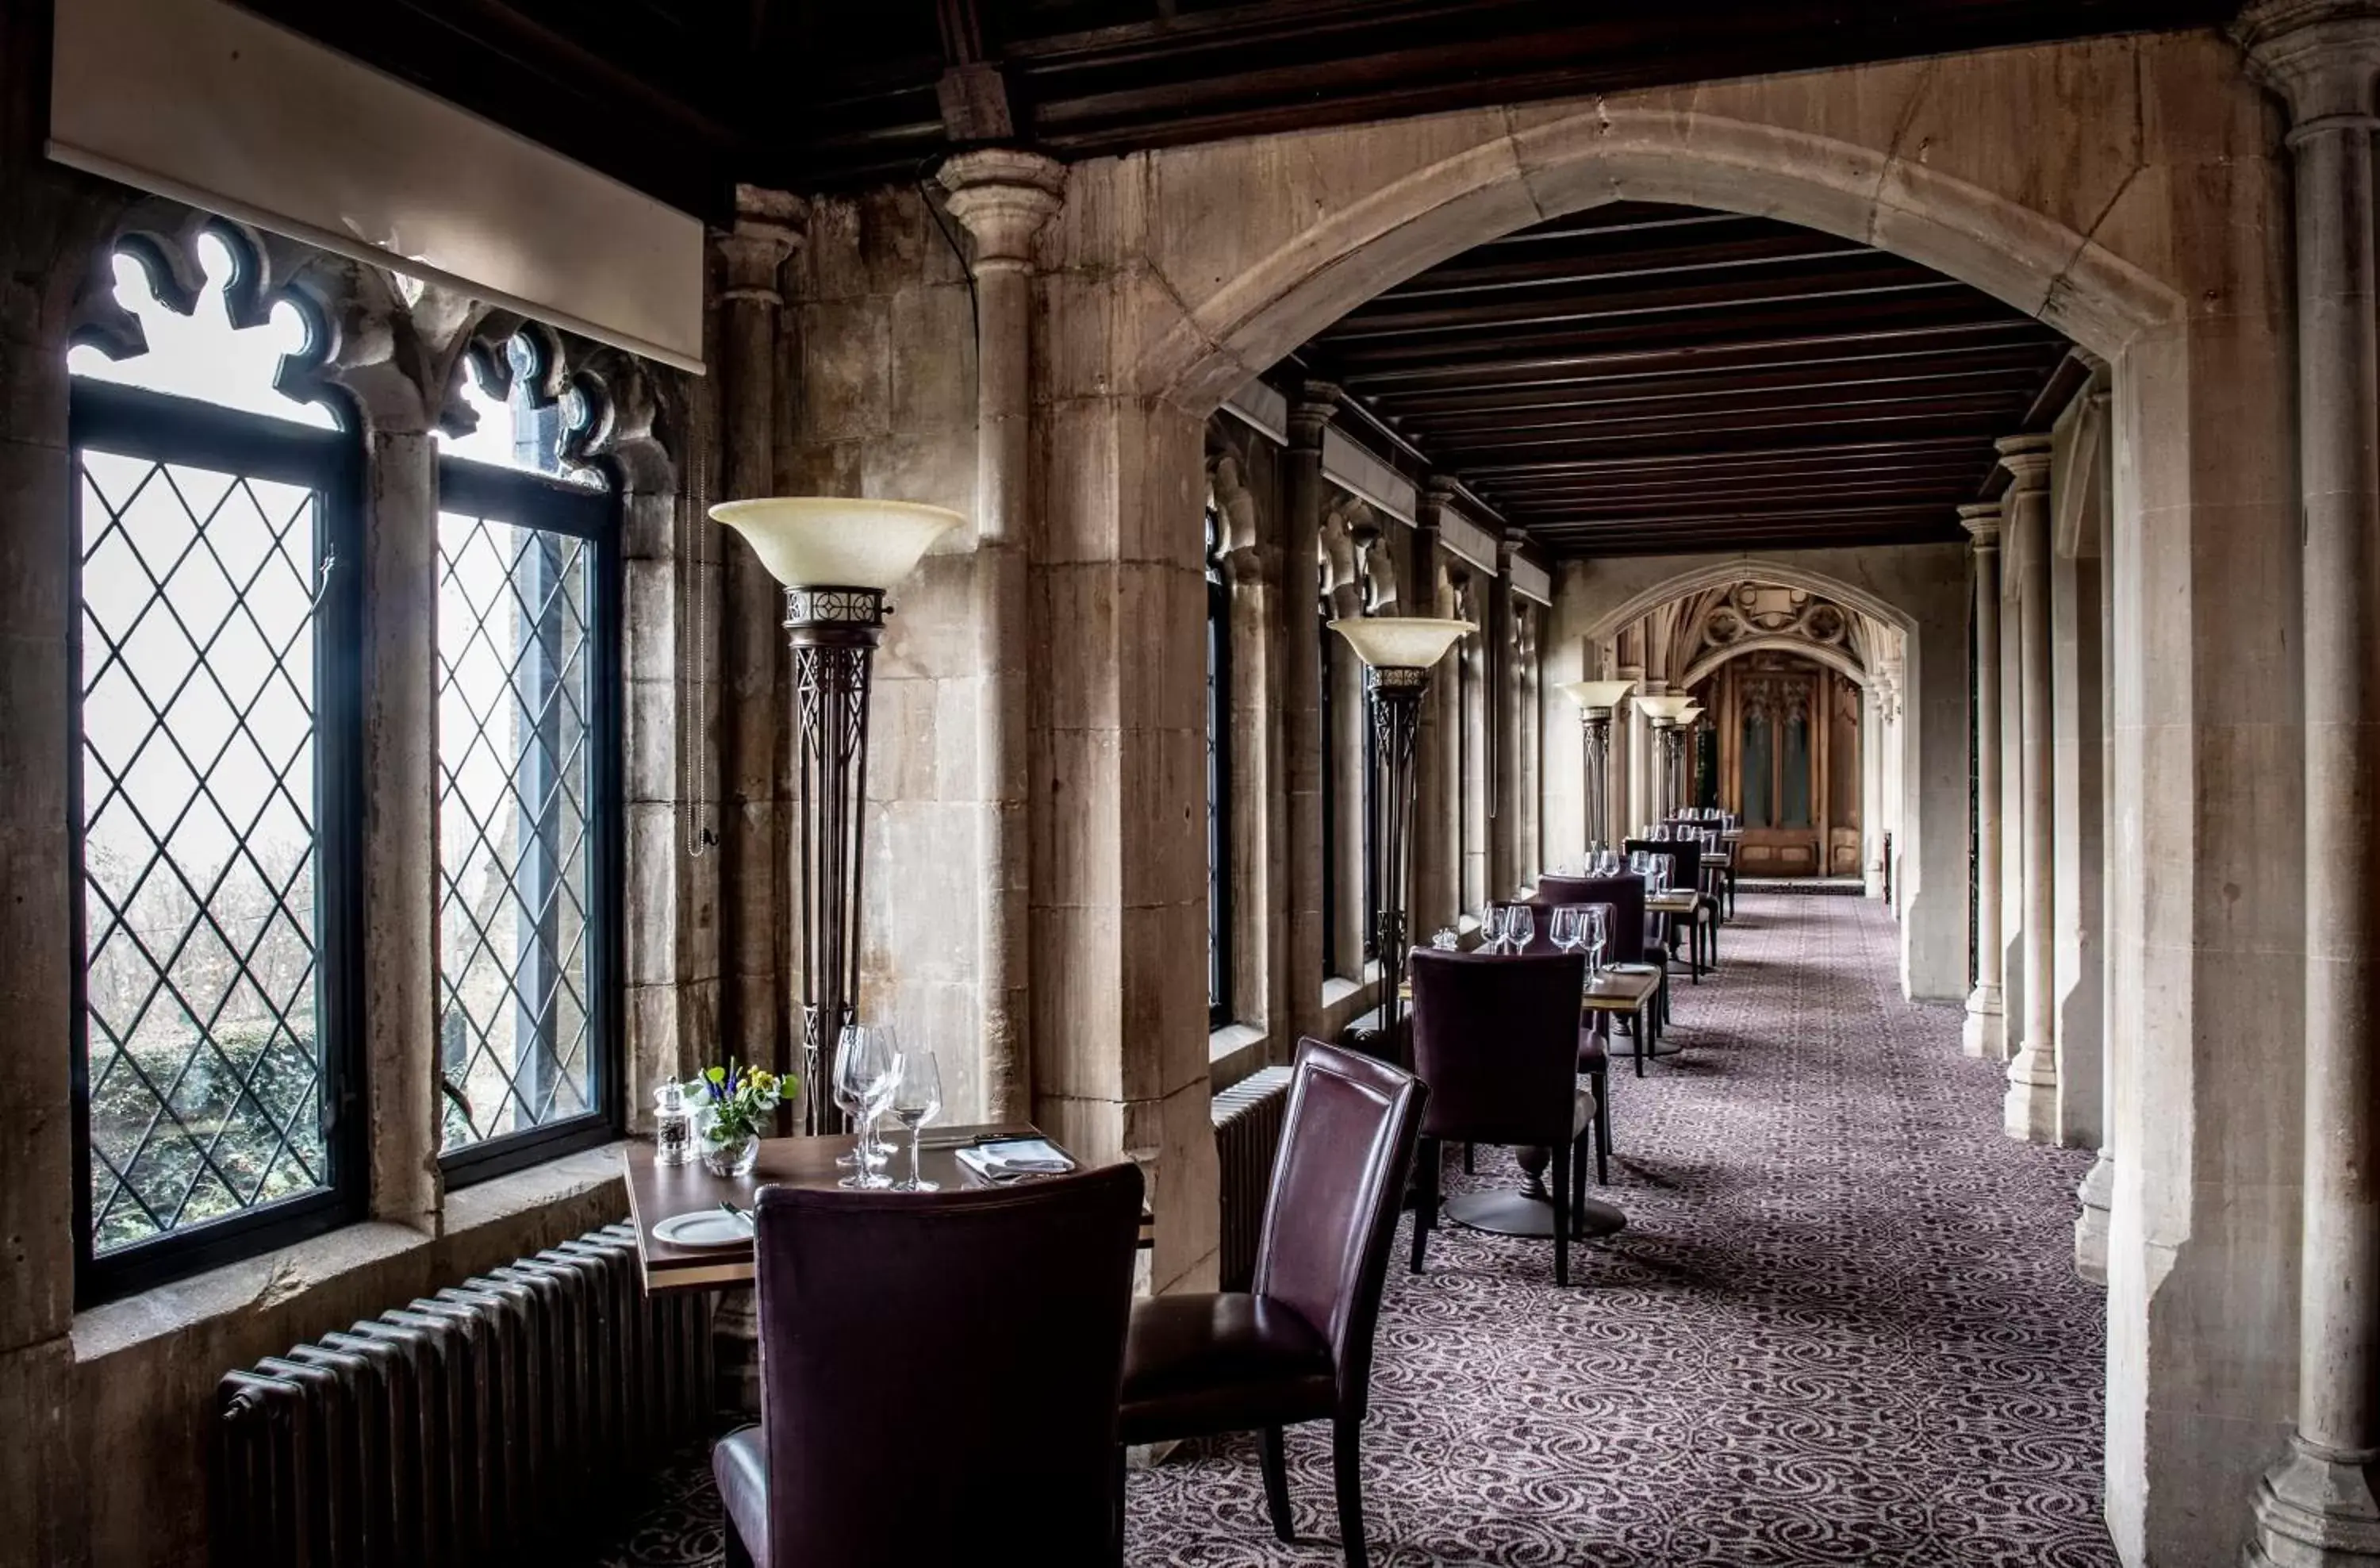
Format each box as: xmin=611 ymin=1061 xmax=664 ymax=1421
xmin=1561 ymin=679 xmax=1636 ymax=856
xmin=1330 ymin=616 xmax=1473 ymax=1069
xmin=713 ymin=498 xmax=963 ymax=1132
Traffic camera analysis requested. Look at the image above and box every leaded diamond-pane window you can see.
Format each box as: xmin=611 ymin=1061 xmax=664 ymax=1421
xmin=69 ymin=229 xmax=363 ymax=1296
xmin=79 ymin=449 xmax=331 ymax=1253
xmin=436 ymin=457 xmax=616 ymax=1169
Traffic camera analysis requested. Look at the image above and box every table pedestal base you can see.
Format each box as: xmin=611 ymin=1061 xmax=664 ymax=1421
xmin=1442 ymin=1189 xmax=1626 ymax=1239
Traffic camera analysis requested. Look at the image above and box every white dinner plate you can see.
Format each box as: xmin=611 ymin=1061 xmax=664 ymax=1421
xmin=1605 ymin=963 xmax=1656 ymax=974
xmin=653 ymin=1210 xmax=751 ymax=1249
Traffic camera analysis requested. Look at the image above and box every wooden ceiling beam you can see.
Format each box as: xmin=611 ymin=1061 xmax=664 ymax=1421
xmin=1405 ymin=385 xmax=2034 ymax=441
xmin=1459 ymin=434 xmax=1989 ymax=479
xmin=1431 ymin=405 xmax=2032 ymax=462
xmin=1334 ymin=313 xmax=2054 ymax=386
xmin=1353 ymin=229 xmax=1874 ymax=302
xmin=1323 ymin=259 xmax=1960 ymax=341
xmin=1368 ymin=348 xmax=2061 ymax=417
xmin=1476 ymin=454 xmax=1989 ymax=493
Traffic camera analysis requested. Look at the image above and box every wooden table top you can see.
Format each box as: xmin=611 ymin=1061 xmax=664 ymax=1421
xmin=622 ymin=1124 xmax=1143 ymax=1295
xmin=1581 ymin=966 xmax=1664 ymax=1014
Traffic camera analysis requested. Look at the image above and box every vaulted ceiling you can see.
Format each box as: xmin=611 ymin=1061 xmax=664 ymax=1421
xmin=1295 ymin=202 xmax=2087 ymax=559
xmin=238 ymin=0 xmax=2230 ymax=219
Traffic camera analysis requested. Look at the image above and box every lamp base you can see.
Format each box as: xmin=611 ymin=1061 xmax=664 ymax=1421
xmin=1442 ymin=1189 xmax=1626 ymax=1239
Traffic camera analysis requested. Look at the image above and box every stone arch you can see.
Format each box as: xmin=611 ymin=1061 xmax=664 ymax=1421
xmin=1147 ymin=107 xmax=2183 ymax=413
xmin=1680 ymin=635 xmax=1870 ymax=691
xmin=1583 ymin=557 xmax=1919 ymax=648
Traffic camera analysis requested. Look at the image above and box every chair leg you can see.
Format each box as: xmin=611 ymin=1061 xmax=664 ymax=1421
xmin=1332 ymin=1415 xmax=1371 ymax=1568
xmin=1409 ymin=1136 xmax=1438 ymax=1274
xmin=1552 ymin=1140 xmax=1572 ymax=1286
xmin=1114 ymin=1444 xmax=1129 ymax=1565
xmin=1594 ymin=1066 xmax=1612 ymax=1185
xmin=1571 ymin=1132 xmax=1589 ymax=1238
xmin=1260 ymin=1426 xmax=1296 ymax=1543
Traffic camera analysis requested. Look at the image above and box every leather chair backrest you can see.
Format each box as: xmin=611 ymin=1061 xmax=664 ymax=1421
xmin=1537 ymin=874 xmax=1645 ymax=963
xmin=1407 ymin=948 xmax=1586 ymax=1150
xmin=754 ymin=1162 xmax=1144 ymax=1566
xmin=1253 ymin=1039 xmax=1428 ymax=1420
xmin=1627 ymin=836 xmax=1703 ymax=890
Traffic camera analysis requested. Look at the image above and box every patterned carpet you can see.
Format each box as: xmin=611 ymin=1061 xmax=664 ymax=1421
xmin=597 ymin=894 xmax=2109 ymax=1567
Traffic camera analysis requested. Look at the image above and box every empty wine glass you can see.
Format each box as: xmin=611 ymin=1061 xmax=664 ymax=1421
xmin=1548 ymin=905 xmax=1583 ymax=954
xmin=889 ymin=1049 xmax=943 ymax=1193
xmin=1587 ymin=905 xmax=1610 ymax=975
xmin=832 ymin=1023 xmax=873 ymax=1169
xmin=1503 ymin=904 xmax=1535 ymax=952
xmin=835 ymin=1027 xmax=898 ymax=1189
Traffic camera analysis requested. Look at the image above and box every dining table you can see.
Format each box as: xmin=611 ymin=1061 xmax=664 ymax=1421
xmin=623 ymin=1123 xmax=1150 ymax=1295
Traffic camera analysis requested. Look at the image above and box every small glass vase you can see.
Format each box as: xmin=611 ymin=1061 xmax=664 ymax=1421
xmin=700 ymin=1126 xmax=760 ymax=1178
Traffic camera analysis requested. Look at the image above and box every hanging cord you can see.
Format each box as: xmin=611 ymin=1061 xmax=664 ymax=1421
xmin=682 ymin=375 xmax=718 ymax=857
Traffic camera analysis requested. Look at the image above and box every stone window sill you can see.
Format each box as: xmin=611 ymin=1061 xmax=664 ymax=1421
xmin=72 ymin=1142 xmax=631 ymax=1364
xmin=1208 ymin=1021 xmax=1271 ymax=1093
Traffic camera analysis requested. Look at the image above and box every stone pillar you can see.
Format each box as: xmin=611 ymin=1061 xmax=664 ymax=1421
xmin=1410 ymin=488 xmax=1458 ymax=936
xmin=359 ymin=426 xmax=442 ymax=1229
xmin=2055 ymin=390 xmax=2112 ymax=1267
xmin=1283 ymin=383 xmax=1338 ymax=1044
xmin=1960 ymin=502 xmax=2006 ymax=1059
xmin=940 ymin=151 xmax=1064 ymax=1121
xmin=712 ymin=190 xmax=802 ymax=1090
xmin=1861 ymin=680 xmax=1886 ymax=897
xmin=2240 ymin=6 xmax=2380 ymax=1562
xmin=2001 ymin=436 xmax=2059 ymax=1140
xmin=1999 ymin=507 xmax=2027 ymax=1065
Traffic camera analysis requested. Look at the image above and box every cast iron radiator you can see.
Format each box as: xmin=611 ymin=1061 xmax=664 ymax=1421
xmin=1212 ymin=1066 xmax=1295 ymax=1289
xmin=212 ymin=1220 xmax=712 ymax=1567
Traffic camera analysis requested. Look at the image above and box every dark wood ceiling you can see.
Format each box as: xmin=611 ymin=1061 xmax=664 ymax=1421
xmin=235 ymin=0 xmax=2231 ymax=219
xmin=1297 ymin=202 xmax=2084 ymax=559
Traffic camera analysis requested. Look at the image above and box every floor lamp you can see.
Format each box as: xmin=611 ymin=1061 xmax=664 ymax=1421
xmin=1330 ymin=614 xmax=1472 ymax=1069
xmin=1636 ymin=693 xmax=1692 ymax=828
xmin=1559 ymin=679 xmax=1636 ymax=857
xmin=712 ymin=498 xmax=963 ymax=1132
xmin=1674 ymin=701 xmax=1704 ymax=815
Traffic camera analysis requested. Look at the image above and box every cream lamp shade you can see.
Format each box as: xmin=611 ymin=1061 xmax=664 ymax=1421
xmin=1329 ymin=617 xmax=1474 ymax=671
xmin=709 ymin=498 xmax=965 ymax=590
xmin=1637 ymin=692 xmax=1692 ymax=724
xmin=1559 ymin=678 xmax=1637 ymax=713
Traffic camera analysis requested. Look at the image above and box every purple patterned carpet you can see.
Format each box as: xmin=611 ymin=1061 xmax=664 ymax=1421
xmin=598 ymin=894 xmax=2110 ymax=1566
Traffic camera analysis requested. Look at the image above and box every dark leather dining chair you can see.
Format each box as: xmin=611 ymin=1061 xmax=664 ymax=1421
xmin=1118 ymin=1039 xmax=1426 ymax=1568
xmin=1407 ymin=947 xmax=1593 ymax=1285
xmin=1486 ymin=896 xmax=1616 ymax=1186
xmin=715 ymin=1161 xmax=1145 ymax=1568
xmin=1542 ymin=871 xmax=1663 ymax=1067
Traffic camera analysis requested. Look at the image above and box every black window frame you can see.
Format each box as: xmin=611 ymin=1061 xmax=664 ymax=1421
xmin=67 ymin=377 xmax=369 ymax=1307
xmin=1206 ymin=505 xmax=1233 ymax=1029
xmin=432 ymin=454 xmax=624 ymax=1189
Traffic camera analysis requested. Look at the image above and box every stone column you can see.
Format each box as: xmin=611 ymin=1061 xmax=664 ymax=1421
xmin=2241 ymin=6 xmax=2380 ymax=1562
xmin=1410 ymin=489 xmax=1458 ymax=936
xmin=940 ymin=151 xmax=1065 ymax=1120
xmin=2056 ymin=390 xmax=2113 ymax=1268
xmin=712 ymin=190 xmax=802 ymax=1089
xmin=1861 ymin=680 xmax=1885 ymax=897
xmin=1283 ymin=383 xmax=1338 ymax=1044
xmin=1960 ymin=502 xmax=2006 ymax=1059
xmin=2001 ymin=436 xmax=2059 ymax=1140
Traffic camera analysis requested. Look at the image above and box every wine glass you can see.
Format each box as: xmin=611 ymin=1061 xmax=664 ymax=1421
xmin=832 ymin=1023 xmax=873 ymax=1169
xmin=1587 ymin=905 xmax=1609 ymax=976
xmin=1504 ymin=904 xmax=1535 ymax=952
xmin=1480 ymin=904 xmax=1506 ymax=954
xmin=889 ymin=1050 xmax=943 ymax=1193
xmin=1548 ymin=905 xmax=1582 ymax=955
xmin=835 ymin=1027 xmax=897 ymax=1189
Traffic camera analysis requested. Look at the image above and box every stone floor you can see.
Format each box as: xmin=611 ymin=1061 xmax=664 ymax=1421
xmin=597 ymin=894 xmax=2109 ymax=1566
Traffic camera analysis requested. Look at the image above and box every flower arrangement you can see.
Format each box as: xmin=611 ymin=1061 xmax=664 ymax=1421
xmin=684 ymin=1059 xmax=786 ymax=1146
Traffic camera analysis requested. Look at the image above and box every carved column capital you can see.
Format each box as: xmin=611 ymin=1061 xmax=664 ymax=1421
xmin=1960 ymin=501 xmax=2004 ymax=549
xmin=1288 ymin=380 xmax=1342 ymax=448
xmin=1994 ymin=432 xmax=2054 ymax=493
xmin=712 ymin=186 xmax=804 ymax=305
xmin=2236 ymin=0 xmax=2380 ymax=124
xmin=937 ymin=148 xmax=1065 ymax=273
